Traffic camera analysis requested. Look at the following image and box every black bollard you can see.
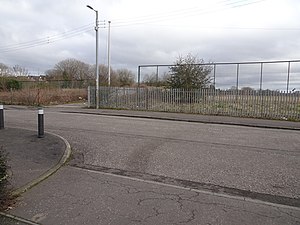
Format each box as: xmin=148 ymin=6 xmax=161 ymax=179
xmin=0 ymin=104 xmax=4 ymax=129
xmin=38 ymin=108 xmax=44 ymax=138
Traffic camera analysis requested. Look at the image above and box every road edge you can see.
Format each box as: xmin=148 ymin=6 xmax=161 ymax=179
xmin=60 ymin=110 xmax=300 ymax=131
xmin=0 ymin=211 xmax=41 ymax=225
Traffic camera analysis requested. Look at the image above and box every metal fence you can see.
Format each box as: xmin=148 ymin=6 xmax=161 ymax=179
xmin=138 ymin=60 xmax=300 ymax=92
xmin=88 ymin=86 xmax=300 ymax=120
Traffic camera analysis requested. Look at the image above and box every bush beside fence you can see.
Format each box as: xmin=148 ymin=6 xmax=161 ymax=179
xmin=0 ymin=80 xmax=90 ymax=106
xmin=89 ymin=86 xmax=300 ymax=121
xmin=0 ymin=146 xmax=10 ymax=210
xmin=0 ymin=88 xmax=87 ymax=106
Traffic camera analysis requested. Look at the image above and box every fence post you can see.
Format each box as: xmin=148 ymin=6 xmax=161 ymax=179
xmin=286 ymin=61 xmax=291 ymax=93
xmin=146 ymin=88 xmax=149 ymax=110
xmin=0 ymin=104 xmax=4 ymax=129
xmin=38 ymin=108 xmax=44 ymax=138
xmin=88 ymin=86 xmax=91 ymax=108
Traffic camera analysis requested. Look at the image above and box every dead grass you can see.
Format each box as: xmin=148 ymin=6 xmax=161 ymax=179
xmin=0 ymin=88 xmax=87 ymax=106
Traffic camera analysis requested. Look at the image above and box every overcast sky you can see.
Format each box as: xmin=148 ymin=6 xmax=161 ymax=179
xmin=1 ymin=0 xmax=300 ymax=89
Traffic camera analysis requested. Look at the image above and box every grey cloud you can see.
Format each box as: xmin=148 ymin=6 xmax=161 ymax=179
xmin=0 ymin=0 xmax=299 ymax=90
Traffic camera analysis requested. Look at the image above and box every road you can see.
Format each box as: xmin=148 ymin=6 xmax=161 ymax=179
xmin=3 ymin=106 xmax=300 ymax=225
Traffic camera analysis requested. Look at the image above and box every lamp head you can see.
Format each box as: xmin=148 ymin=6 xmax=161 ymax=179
xmin=86 ymin=5 xmax=94 ymax=10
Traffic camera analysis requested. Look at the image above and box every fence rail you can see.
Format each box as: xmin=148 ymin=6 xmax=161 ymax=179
xmin=138 ymin=60 xmax=300 ymax=91
xmin=89 ymin=86 xmax=300 ymax=120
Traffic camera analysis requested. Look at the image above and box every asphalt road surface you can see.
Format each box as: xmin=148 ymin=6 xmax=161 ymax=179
xmin=3 ymin=106 xmax=300 ymax=225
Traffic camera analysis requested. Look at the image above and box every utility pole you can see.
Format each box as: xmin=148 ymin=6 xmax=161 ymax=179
xmin=87 ymin=5 xmax=100 ymax=109
xmin=107 ymin=21 xmax=111 ymax=86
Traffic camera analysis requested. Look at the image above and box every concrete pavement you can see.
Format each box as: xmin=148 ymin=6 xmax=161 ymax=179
xmin=49 ymin=103 xmax=300 ymax=130
xmin=7 ymin=166 xmax=300 ymax=225
xmin=0 ymin=127 xmax=70 ymax=224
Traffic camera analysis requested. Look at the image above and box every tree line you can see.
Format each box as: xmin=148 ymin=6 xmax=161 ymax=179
xmin=45 ymin=58 xmax=135 ymax=87
xmin=0 ymin=59 xmax=136 ymax=90
xmin=1 ymin=54 xmax=214 ymax=90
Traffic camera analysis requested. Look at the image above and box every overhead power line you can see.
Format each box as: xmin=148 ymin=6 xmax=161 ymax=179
xmin=110 ymin=0 xmax=267 ymax=27
xmin=0 ymin=23 xmax=95 ymax=53
xmin=2 ymin=0 xmax=297 ymax=54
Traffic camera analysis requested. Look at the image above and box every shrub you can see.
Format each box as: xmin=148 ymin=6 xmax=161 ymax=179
xmin=0 ymin=88 xmax=87 ymax=106
xmin=6 ymin=79 xmax=22 ymax=90
xmin=0 ymin=146 xmax=11 ymax=210
xmin=0 ymin=77 xmax=22 ymax=91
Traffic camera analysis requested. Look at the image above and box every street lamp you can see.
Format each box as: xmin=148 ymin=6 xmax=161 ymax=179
xmin=107 ymin=21 xmax=111 ymax=86
xmin=87 ymin=5 xmax=99 ymax=109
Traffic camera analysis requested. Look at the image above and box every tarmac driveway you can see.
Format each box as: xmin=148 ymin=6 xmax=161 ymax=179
xmin=4 ymin=106 xmax=300 ymax=201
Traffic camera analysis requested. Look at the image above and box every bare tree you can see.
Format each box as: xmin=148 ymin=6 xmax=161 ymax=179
xmin=142 ymin=73 xmax=157 ymax=86
xmin=93 ymin=66 xmax=134 ymax=87
xmin=116 ymin=69 xmax=135 ymax=87
xmin=142 ymin=72 xmax=169 ymax=87
xmin=0 ymin=63 xmax=11 ymax=77
xmin=12 ymin=65 xmax=29 ymax=77
xmin=46 ymin=58 xmax=135 ymax=87
xmin=46 ymin=58 xmax=93 ymax=81
xmin=89 ymin=64 xmax=116 ymax=86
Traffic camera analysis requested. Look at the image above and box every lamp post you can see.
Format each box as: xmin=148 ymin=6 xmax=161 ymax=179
xmin=107 ymin=21 xmax=111 ymax=86
xmin=87 ymin=5 xmax=100 ymax=109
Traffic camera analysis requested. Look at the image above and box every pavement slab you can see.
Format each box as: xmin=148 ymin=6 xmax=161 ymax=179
xmin=0 ymin=128 xmax=65 ymax=190
xmin=9 ymin=166 xmax=300 ymax=225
